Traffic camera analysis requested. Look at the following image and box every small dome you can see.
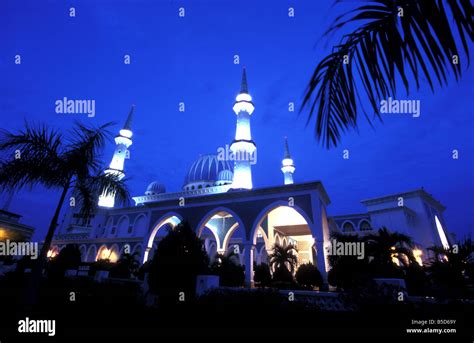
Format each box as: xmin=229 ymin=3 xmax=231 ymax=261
xmin=216 ymin=169 xmax=233 ymax=185
xmin=183 ymin=154 xmax=233 ymax=190
xmin=145 ymin=181 xmax=166 ymax=195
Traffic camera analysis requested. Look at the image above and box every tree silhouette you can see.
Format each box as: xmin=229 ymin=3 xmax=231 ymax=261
xmin=302 ymin=0 xmax=473 ymax=147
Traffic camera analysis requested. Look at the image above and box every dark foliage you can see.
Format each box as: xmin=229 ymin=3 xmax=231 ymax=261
xmin=295 ymin=263 xmax=323 ymax=289
xmin=109 ymin=253 xmax=140 ymax=279
xmin=47 ymin=244 xmax=81 ymax=280
xmin=147 ymin=221 xmax=210 ymax=302
xmin=302 ymin=0 xmax=473 ymax=148
xmin=211 ymin=252 xmax=244 ymax=287
xmin=254 ymin=263 xmax=272 ymax=287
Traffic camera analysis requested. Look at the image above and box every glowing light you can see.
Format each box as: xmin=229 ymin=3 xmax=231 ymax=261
xmin=233 ymin=101 xmax=255 ymax=115
xmin=47 ymin=249 xmax=58 ymax=259
xmin=0 ymin=229 xmax=7 ymax=240
xmin=434 ymin=216 xmax=450 ymax=250
xmin=119 ymin=129 xmax=133 ymax=138
xmin=98 ymin=193 xmax=115 ymax=208
xmin=236 ymin=93 xmax=252 ymax=102
xmin=413 ymin=248 xmax=423 ymax=266
xmin=390 ymin=247 xmax=400 ymax=266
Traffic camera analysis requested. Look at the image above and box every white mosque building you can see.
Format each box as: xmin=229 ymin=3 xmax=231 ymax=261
xmin=52 ymin=68 xmax=451 ymax=285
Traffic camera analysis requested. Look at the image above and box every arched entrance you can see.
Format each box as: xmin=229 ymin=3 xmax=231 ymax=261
xmin=250 ymin=202 xmax=317 ymax=272
xmin=143 ymin=213 xmax=182 ymax=263
xmin=196 ymin=207 xmax=245 ymax=261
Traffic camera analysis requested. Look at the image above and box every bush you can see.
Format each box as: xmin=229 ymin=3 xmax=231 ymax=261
xmin=211 ymin=253 xmax=244 ymax=287
xmin=271 ymin=266 xmax=297 ymax=289
xmin=147 ymin=221 xmax=209 ymax=303
xmin=254 ymin=263 xmax=272 ymax=287
xmin=47 ymin=244 xmax=81 ymax=280
xmin=328 ymin=255 xmax=372 ymax=291
xmin=109 ymin=253 xmax=140 ymax=279
xmin=295 ymin=263 xmax=323 ymax=289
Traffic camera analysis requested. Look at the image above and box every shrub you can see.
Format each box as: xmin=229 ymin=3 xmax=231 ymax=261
xmin=254 ymin=263 xmax=272 ymax=287
xmin=147 ymin=221 xmax=209 ymax=303
xmin=272 ymin=266 xmax=293 ymax=282
xmin=295 ymin=263 xmax=323 ymax=289
xmin=47 ymin=244 xmax=81 ymax=280
xmin=211 ymin=253 xmax=244 ymax=287
xmin=109 ymin=253 xmax=140 ymax=279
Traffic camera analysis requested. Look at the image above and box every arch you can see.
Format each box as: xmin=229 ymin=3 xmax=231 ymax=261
xmin=359 ymin=220 xmax=372 ymax=231
xmin=109 ymin=244 xmax=120 ymax=262
xmin=96 ymin=245 xmax=109 ymax=261
xmin=249 ymin=200 xmax=314 ymax=245
xmin=78 ymin=245 xmax=87 ymax=261
xmin=275 ymin=234 xmax=282 ymax=246
xmin=133 ymin=214 xmax=148 ymax=237
xmin=86 ymin=245 xmax=97 ymax=262
xmin=132 ymin=243 xmax=143 ymax=258
xmin=116 ymin=215 xmax=130 ymax=236
xmin=143 ymin=212 xmax=182 ymax=262
xmin=221 ymin=222 xmax=240 ymax=253
xmin=255 ymin=226 xmax=270 ymax=250
xmin=341 ymin=220 xmax=356 ymax=232
xmin=196 ymin=206 xmax=245 ymax=251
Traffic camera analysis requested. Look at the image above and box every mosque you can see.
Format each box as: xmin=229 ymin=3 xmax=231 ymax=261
xmin=52 ymin=68 xmax=451 ymax=285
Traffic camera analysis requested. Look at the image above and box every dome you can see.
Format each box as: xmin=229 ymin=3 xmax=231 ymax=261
xmin=145 ymin=181 xmax=166 ymax=195
xmin=183 ymin=154 xmax=233 ymax=190
xmin=216 ymin=169 xmax=233 ymax=186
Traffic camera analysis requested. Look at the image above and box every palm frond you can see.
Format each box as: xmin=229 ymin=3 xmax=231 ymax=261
xmin=72 ymin=172 xmax=130 ymax=221
xmin=302 ymin=0 xmax=473 ymax=148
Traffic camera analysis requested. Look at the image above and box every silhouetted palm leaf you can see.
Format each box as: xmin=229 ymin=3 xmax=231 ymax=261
xmin=302 ymin=0 xmax=473 ymax=148
xmin=0 ymin=121 xmax=130 ymax=300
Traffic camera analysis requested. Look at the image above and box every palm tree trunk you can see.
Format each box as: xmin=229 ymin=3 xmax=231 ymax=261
xmin=28 ymin=184 xmax=70 ymax=305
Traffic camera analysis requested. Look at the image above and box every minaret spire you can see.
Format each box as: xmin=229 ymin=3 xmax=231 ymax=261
xmin=230 ymin=67 xmax=256 ymax=190
xmin=240 ymin=66 xmax=249 ymax=94
xmin=281 ymin=136 xmax=295 ymax=185
xmin=98 ymin=105 xmax=135 ymax=208
xmin=123 ymin=104 xmax=135 ymax=131
xmin=284 ymin=136 xmax=291 ymax=159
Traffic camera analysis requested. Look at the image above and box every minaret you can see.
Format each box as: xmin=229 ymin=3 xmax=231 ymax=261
xmin=281 ymin=137 xmax=295 ymax=185
xmin=98 ymin=105 xmax=134 ymax=208
xmin=230 ymin=67 xmax=256 ymax=190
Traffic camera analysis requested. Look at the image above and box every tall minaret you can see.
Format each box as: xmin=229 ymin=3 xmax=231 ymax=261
xmin=98 ymin=105 xmax=134 ymax=208
xmin=281 ymin=137 xmax=295 ymax=185
xmin=230 ymin=67 xmax=256 ymax=190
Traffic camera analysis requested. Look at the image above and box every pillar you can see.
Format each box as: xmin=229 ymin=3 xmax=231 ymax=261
xmin=244 ymin=243 xmax=255 ymax=287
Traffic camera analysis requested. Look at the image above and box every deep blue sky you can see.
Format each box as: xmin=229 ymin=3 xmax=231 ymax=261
xmin=1 ymin=0 xmax=473 ymax=240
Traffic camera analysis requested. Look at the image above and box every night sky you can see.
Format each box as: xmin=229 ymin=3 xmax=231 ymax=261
xmin=1 ymin=0 xmax=473 ymax=241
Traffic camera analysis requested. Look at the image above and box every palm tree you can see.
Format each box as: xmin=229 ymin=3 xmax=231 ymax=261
xmin=302 ymin=1 xmax=473 ymax=148
xmin=364 ymin=227 xmax=415 ymax=268
xmin=269 ymin=243 xmax=298 ymax=274
xmin=0 ymin=122 xmax=129 ymax=285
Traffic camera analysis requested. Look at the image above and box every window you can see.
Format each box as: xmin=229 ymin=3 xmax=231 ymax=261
xmin=359 ymin=220 xmax=372 ymax=231
xmin=342 ymin=222 xmax=355 ymax=232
